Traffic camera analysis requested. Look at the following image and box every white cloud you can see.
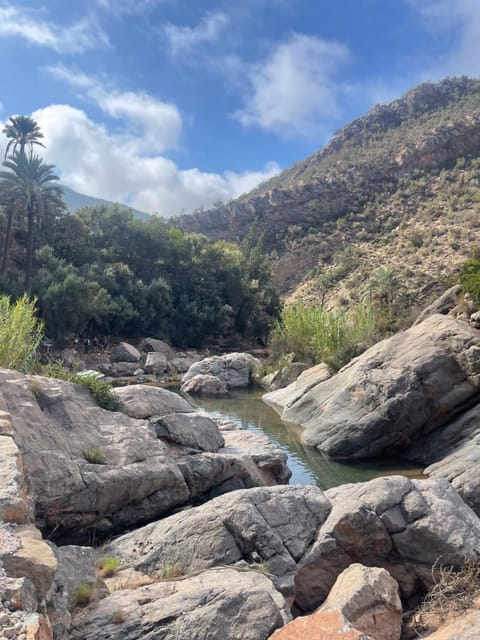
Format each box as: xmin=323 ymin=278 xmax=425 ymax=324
xmin=48 ymin=66 xmax=182 ymax=153
xmin=163 ymin=12 xmax=229 ymax=57
xmin=406 ymin=0 xmax=480 ymax=77
xmin=233 ymin=33 xmax=351 ymax=138
xmin=0 ymin=5 xmax=109 ymax=53
xmin=19 ymin=104 xmax=280 ymax=216
xmin=95 ymin=0 xmax=165 ymax=15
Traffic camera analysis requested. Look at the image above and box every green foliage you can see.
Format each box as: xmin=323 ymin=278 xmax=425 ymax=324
xmin=0 ymin=294 xmax=43 ymax=371
xmin=41 ymin=363 xmax=116 ymax=410
xmin=269 ymin=301 xmax=378 ymax=370
xmin=460 ymin=251 xmax=480 ymax=307
xmin=1 ymin=201 xmax=280 ymax=348
xmin=97 ymin=556 xmax=120 ymax=577
xmin=82 ymin=447 xmax=106 ymax=465
xmin=72 ymin=583 xmax=95 ymax=607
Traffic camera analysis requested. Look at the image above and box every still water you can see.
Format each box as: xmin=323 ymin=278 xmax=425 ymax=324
xmin=188 ymin=388 xmax=423 ymax=489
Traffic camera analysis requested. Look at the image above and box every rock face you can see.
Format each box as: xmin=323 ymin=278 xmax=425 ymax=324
xmin=181 ymin=352 xmax=260 ymax=392
xmin=110 ymin=342 xmax=141 ymax=363
xmin=1 ymin=370 xmax=289 ymax=541
xmin=106 ymin=477 xmax=480 ymax=612
xmin=318 ymin=564 xmax=402 ymax=640
xmin=263 ymin=363 xmax=331 ymax=416
xmin=269 ymin=609 xmax=374 ymax=639
xmin=70 ymin=568 xmax=291 ymax=640
xmin=275 ymin=315 xmax=480 ymax=458
xmin=181 ymin=373 xmax=229 ymax=396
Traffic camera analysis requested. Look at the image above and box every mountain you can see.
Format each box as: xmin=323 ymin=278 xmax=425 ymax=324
xmin=175 ymin=77 xmax=480 ymax=305
xmin=61 ymin=185 xmax=150 ymax=222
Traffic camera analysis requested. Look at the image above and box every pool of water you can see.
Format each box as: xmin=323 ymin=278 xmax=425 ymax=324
xmin=188 ymin=388 xmax=423 ymax=489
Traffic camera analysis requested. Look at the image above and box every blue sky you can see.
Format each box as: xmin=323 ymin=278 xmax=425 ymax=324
xmin=0 ymin=0 xmax=479 ymax=216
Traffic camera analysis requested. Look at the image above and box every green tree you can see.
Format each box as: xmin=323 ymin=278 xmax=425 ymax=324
xmin=0 ymin=153 xmax=65 ymax=292
xmin=2 ymin=115 xmax=45 ymax=159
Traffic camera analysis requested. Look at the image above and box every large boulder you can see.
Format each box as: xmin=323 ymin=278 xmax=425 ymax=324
xmin=106 ymin=477 xmax=480 ymax=612
xmin=139 ymin=337 xmax=176 ymax=360
xmin=110 ymin=342 xmax=141 ymax=363
xmin=2 ymin=370 xmax=290 ymax=540
xmin=269 ymin=609 xmax=373 ymax=639
xmin=182 ymin=352 xmax=260 ymax=390
xmin=276 ymin=315 xmax=480 ymax=457
xmin=406 ymin=403 xmax=480 ymax=515
xmin=70 ymin=568 xmax=291 ymax=640
xmin=181 ymin=373 xmax=229 ymax=396
xmin=414 ymin=284 xmax=462 ymax=325
xmin=263 ymin=363 xmax=331 ymax=416
xmin=143 ymin=352 xmax=168 ymax=374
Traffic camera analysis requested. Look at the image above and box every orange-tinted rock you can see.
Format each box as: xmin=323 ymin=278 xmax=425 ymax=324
xmin=270 ymin=609 xmax=373 ymax=639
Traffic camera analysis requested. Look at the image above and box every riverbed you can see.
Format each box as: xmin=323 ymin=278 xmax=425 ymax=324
xmin=188 ymin=388 xmax=423 ymax=489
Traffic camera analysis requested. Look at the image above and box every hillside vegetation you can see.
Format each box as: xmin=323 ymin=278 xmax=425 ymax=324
xmin=176 ymin=77 xmax=480 ymax=307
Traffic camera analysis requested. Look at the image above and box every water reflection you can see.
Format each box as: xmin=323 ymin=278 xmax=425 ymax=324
xmin=188 ymin=388 xmax=423 ymax=489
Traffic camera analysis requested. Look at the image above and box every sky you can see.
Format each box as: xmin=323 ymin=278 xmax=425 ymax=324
xmin=0 ymin=0 xmax=479 ymax=217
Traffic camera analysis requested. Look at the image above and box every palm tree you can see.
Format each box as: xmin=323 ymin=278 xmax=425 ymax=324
xmin=0 ymin=153 xmax=64 ymax=291
xmin=3 ymin=115 xmax=45 ymax=159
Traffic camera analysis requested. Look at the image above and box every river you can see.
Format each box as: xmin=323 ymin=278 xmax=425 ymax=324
xmin=188 ymin=388 xmax=423 ymax=489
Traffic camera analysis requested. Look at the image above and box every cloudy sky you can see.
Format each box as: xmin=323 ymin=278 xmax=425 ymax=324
xmin=0 ymin=0 xmax=479 ymax=216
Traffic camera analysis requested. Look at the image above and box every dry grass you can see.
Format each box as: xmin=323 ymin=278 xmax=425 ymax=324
xmin=407 ymin=558 xmax=480 ymax=637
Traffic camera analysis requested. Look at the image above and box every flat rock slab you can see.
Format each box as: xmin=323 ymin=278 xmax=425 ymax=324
xmin=111 ymin=384 xmax=193 ymax=418
xmin=279 ymin=315 xmax=480 ymax=457
xmin=70 ymin=568 xmax=291 ymax=640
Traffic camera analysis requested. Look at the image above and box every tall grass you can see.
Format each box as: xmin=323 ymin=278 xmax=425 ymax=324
xmin=269 ymin=301 xmax=378 ymax=370
xmin=0 ymin=295 xmax=43 ymax=372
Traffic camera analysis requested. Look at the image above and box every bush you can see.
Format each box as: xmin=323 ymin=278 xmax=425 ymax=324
xmin=72 ymin=583 xmax=95 ymax=607
xmin=460 ymin=252 xmax=480 ymax=307
xmin=269 ymin=301 xmax=378 ymax=370
xmin=41 ymin=363 xmax=116 ymax=411
xmin=97 ymin=556 xmax=120 ymax=577
xmin=0 ymin=294 xmax=43 ymax=372
xmin=82 ymin=447 xmax=106 ymax=465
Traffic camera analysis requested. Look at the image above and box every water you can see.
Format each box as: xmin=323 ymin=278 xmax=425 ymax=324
xmin=188 ymin=388 xmax=423 ymax=489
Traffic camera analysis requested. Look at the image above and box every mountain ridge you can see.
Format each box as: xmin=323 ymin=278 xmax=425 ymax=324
xmin=173 ymin=76 xmax=480 ymax=304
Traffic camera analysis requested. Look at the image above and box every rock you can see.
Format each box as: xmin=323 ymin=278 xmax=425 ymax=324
xmin=263 ymin=363 xmax=331 ymax=416
xmin=154 ymin=412 xmax=225 ymax=452
xmin=318 ymin=564 xmax=402 ymax=640
xmin=97 ymin=362 xmax=139 ymax=378
xmin=3 ymin=370 xmax=291 ymax=541
xmin=422 ymin=611 xmax=480 ymax=639
xmin=182 ymin=352 xmax=260 ymax=389
xmin=70 ymin=568 xmax=291 ymax=640
xmin=414 ymin=285 xmax=462 ymax=324
xmin=280 ymin=315 xmax=480 ymax=457
xmin=269 ymin=609 xmax=373 ymax=639
xmin=143 ymin=352 xmax=168 ymax=374
xmin=470 ymin=311 xmax=480 ymax=328
xmin=111 ymin=384 xmax=193 ymax=418
xmin=110 ymin=342 xmax=141 ymax=363
xmin=139 ymin=337 xmax=176 ymax=360
xmin=295 ymin=476 xmax=480 ymax=612
xmin=46 ymin=545 xmax=106 ymax=640
xmin=106 ymin=485 xmax=330 ymax=602
xmin=181 ymin=373 xmax=229 ymax=396
xmin=0 ymin=436 xmax=33 ymax=525
xmin=406 ymin=403 xmax=480 ymax=515
xmin=1 ymin=525 xmax=57 ymax=602
xmin=106 ymin=477 xmax=480 ymax=612
xmin=259 ymin=362 xmax=311 ymax=392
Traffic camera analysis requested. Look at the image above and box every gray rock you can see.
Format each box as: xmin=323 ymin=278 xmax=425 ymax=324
xmin=139 ymin=337 xmax=176 ymax=360
xmin=98 ymin=362 xmax=139 ymax=377
xmin=263 ymin=363 xmax=331 ymax=415
xmin=181 ymin=373 xmax=229 ymax=396
xmin=110 ymin=342 xmax=141 ymax=363
xmin=144 ymin=352 xmax=168 ymax=374
xmin=154 ymin=412 xmax=225 ymax=452
xmin=0 ymin=436 xmax=33 ymax=525
xmin=70 ymin=568 xmax=291 ymax=640
xmin=414 ymin=285 xmax=462 ymax=325
xmin=107 ymin=476 xmax=480 ymax=612
xmin=112 ymin=384 xmax=193 ymax=418
xmin=318 ymin=563 xmax=402 ymax=640
xmin=182 ymin=352 xmax=260 ymax=389
xmin=280 ymin=315 xmax=480 ymax=457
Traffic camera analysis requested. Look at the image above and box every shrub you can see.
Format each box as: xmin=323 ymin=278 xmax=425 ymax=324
xmin=97 ymin=556 xmax=120 ymax=578
xmin=0 ymin=295 xmax=43 ymax=372
xmin=83 ymin=447 xmax=106 ymax=465
xmin=460 ymin=251 xmax=480 ymax=307
xmin=269 ymin=301 xmax=378 ymax=370
xmin=41 ymin=363 xmax=116 ymax=411
xmin=73 ymin=583 xmax=95 ymax=607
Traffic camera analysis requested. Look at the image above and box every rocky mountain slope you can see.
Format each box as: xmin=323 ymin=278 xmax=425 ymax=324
xmin=175 ymin=77 xmax=480 ymax=304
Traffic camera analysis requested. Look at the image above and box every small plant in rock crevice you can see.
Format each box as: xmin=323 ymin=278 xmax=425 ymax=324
xmin=82 ymin=447 xmax=106 ymax=465
xmin=97 ymin=556 xmax=120 ymax=578
xmin=72 ymin=583 xmax=95 ymax=607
